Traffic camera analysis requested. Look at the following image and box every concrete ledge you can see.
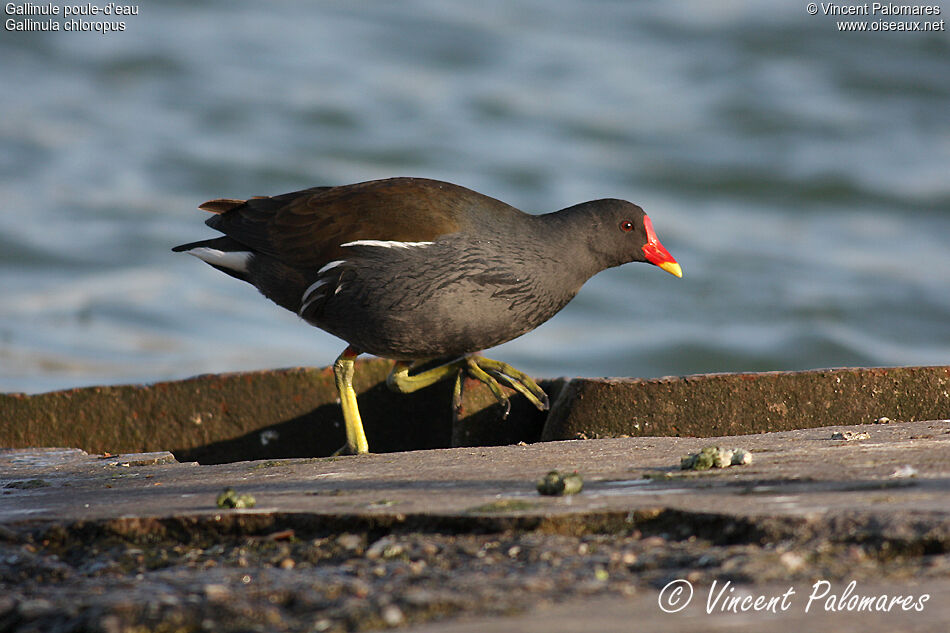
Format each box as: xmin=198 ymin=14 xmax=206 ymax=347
xmin=543 ymin=366 xmax=950 ymax=440
xmin=0 ymin=361 xmax=556 ymax=463
xmin=2 ymin=365 xmax=949 ymax=464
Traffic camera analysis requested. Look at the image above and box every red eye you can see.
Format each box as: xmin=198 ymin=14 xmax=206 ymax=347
xmin=619 ymin=220 xmax=635 ymax=232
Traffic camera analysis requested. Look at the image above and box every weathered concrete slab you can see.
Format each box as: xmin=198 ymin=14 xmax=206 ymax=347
xmin=543 ymin=365 xmax=950 ymax=440
xmin=3 ymin=364 xmax=950 ymax=465
xmin=0 ymin=419 xmax=948 ymax=527
xmin=0 ymin=420 xmax=948 ymax=632
xmin=0 ymin=361 xmax=558 ymax=462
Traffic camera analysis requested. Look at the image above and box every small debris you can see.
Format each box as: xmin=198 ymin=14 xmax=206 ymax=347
xmin=366 ymin=537 xmax=405 ymax=560
xmin=215 ymin=487 xmax=256 ymax=509
xmin=121 ymin=453 xmax=178 ymax=467
xmin=889 ymin=465 xmax=918 ymax=479
xmin=680 ymin=446 xmax=752 ymax=470
xmin=681 ymin=448 xmax=713 ymax=471
xmin=831 ymin=431 xmax=871 ymax=441
xmin=536 ymin=470 xmax=584 ymax=496
xmin=779 ymin=551 xmax=806 ymax=573
xmin=381 ymin=604 xmax=405 ymax=626
xmin=731 ymin=449 xmax=753 ymax=466
xmin=573 ymin=431 xmax=608 ymax=440
xmin=874 ymin=416 xmax=892 ymax=424
xmin=259 ymin=429 xmax=280 ymax=446
xmin=203 ymin=584 xmax=231 ymax=603
xmin=264 ymin=529 xmax=295 ymax=541
xmin=336 ymin=534 xmax=364 ymax=551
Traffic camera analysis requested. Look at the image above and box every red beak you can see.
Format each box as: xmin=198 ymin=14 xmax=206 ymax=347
xmin=641 ymin=215 xmax=682 ymax=278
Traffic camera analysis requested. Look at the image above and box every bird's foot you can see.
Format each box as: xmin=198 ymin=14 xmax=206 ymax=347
xmin=386 ymin=355 xmax=548 ymax=417
xmin=466 ymin=356 xmax=550 ymax=414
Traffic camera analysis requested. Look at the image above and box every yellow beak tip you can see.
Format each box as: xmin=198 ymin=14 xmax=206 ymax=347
xmin=659 ymin=261 xmax=683 ymax=278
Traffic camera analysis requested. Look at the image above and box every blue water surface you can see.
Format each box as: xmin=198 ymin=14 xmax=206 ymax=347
xmin=1 ymin=1 xmax=948 ymax=393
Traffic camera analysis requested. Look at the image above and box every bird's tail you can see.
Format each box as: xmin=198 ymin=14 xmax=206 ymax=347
xmin=172 ymin=236 xmax=252 ymax=283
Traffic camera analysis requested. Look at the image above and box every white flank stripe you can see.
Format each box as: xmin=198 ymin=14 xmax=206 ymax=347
xmin=187 ymin=248 xmax=251 ymax=273
xmin=317 ymin=260 xmax=345 ymax=275
xmin=340 ymin=240 xmax=434 ymax=249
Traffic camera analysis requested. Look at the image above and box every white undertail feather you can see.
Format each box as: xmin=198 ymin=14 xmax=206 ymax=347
xmin=186 ymin=247 xmax=251 ymax=273
xmin=341 ymin=240 xmax=434 ymax=249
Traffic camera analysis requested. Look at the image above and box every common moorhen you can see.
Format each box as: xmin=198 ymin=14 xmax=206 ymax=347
xmin=174 ymin=177 xmax=682 ymax=454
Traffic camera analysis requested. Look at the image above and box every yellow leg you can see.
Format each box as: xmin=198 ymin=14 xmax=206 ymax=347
xmin=332 ymin=346 xmax=369 ymax=454
xmin=385 ymin=355 xmax=549 ymax=415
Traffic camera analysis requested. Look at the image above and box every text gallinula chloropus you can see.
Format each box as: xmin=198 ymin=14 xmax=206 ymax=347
xmin=174 ymin=177 xmax=682 ymax=454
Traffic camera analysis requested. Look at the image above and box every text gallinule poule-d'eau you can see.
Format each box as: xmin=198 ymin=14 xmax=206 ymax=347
xmin=174 ymin=177 xmax=682 ymax=454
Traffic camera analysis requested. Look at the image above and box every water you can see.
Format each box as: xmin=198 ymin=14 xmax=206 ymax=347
xmin=2 ymin=1 xmax=948 ymax=394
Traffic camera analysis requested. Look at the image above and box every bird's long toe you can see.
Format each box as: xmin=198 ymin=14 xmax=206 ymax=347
xmin=472 ymin=357 xmax=549 ymax=411
xmin=463 ymin=357 xmax=512 ymax=417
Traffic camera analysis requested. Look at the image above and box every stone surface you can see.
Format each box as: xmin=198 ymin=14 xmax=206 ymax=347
xmin=2 ymin=420 xmax=949 ymax=527
xmin=543 ymin=365 xmax=950 ymax=440
xmin=0 ymin=420 xmax=948 ymax=631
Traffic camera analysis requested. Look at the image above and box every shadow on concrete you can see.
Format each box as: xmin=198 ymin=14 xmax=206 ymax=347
xmin=172 ymin=379 xmax=460 ymax=463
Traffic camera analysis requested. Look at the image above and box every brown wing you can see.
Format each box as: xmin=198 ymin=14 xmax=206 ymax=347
xmin=200 ymin=178 xmax=496 ymax=269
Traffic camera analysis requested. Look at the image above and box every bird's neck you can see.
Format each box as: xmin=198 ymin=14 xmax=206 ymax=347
xmin=530 ymin=203 xmax=617 ymax=278
xmin=501 ymin=206 xmax=611 ymax=313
